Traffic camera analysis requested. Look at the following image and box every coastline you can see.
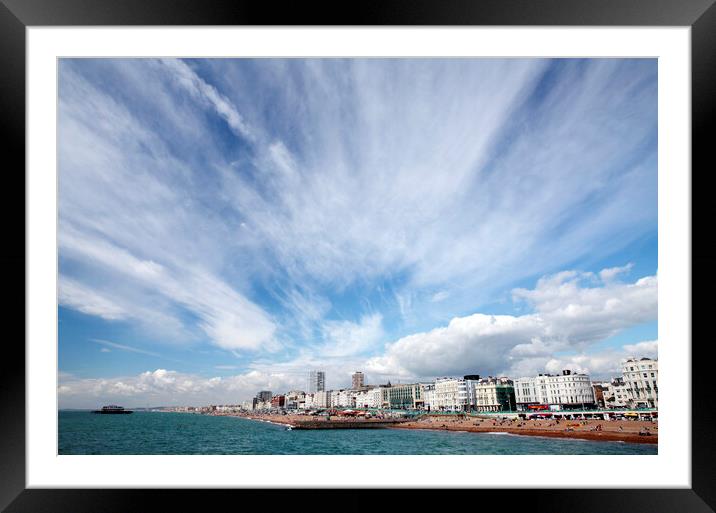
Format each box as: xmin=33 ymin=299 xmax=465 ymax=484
xmin=391 ymin=421 xmax=657 ymax=445
xmin=218 ymin=412 xmax=658 ymax=445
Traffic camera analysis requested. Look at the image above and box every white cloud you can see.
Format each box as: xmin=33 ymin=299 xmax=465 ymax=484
xmin=59 ymin=229 xmax=277 ymax=351
xmin=92 ymin=339 xmax=163 ymax=358
xmin=159 ymin=59 xmax=255 ymax=141
xmin=320 ymin=313 xmax=384 ymax=358
xmin=623 ymin=339 xmax=658 ymax=357
xmin=58 ymin=368 xmax=299 ymax=408
xmin=58 ymin=63 xmax=277 ymax=352
xmin=209 ymin=58 xmax=656 ymax=329
xmin=599 ymin=263 xmax=634 ymax=282
xmin=430 ymin=291 xmax=450 ymax=303
xmin=58 ymin=276 xmax=127 ymax=320
xmin=512 ymin=271 xmax=657 ymax=345
xmin=541 ymin=340 xmax=658 ymax=379
xmin=366 ymin=313 xmax=544 ymax=379
xmin=365 ymin=268 xmax=657 ymax=379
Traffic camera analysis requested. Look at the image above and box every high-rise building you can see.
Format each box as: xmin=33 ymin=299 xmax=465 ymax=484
xmin=308 ymin=370 xmax=325 ymax=394
xmin=257 ymin=390 xmax=272 ymax=402
xmin=351 ymin=371 xmax=365 ymax=390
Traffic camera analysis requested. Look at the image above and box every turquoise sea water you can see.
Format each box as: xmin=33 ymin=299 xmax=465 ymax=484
xmin=58 ymin=411 xmax=657 ymax=455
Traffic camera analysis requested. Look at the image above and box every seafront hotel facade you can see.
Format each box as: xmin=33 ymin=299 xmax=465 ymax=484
xmin=240 ymin=356 xmax=658 ymax=414
xmin=382 ymin=383 xmax=423 ymax=410
xmin=514 ymin=370 xmax=597 ymax=411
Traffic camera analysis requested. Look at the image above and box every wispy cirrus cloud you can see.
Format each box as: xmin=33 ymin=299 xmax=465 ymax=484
xmin=159 ymin=58 xmax=256 ymax=141
xmin=92 ymin=339 xmax=163 ymax=358
xmin=59 ymin=60 xmax=276 ymax=352
xmin=59 ymin=276 xmax=127 ymax=321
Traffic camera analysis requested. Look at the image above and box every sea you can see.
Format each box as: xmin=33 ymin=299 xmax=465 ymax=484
xmin=58 ymin=411 xmax=657 ymax=455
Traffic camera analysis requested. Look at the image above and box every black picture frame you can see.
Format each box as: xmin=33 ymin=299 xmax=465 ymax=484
xmin=2 ymin=0 xmax=714 ymax=511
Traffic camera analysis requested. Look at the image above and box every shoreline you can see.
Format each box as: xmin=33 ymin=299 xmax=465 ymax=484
xmin=222 ymin=412 xmax=657 ymax=445
xmin=390 ymin=421 xmax=657 ymax=445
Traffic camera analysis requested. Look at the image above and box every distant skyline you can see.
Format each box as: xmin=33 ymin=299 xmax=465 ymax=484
xmin=58 ymin=58 xmax=657 ymax=408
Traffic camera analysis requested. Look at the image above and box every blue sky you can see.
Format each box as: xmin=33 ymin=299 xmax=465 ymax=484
xmin=57 ymin=58 xmax=657 ymax=407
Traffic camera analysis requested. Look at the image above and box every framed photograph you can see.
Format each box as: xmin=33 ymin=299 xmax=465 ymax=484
xmin=3 ymin=0 xmax=714 ymax=510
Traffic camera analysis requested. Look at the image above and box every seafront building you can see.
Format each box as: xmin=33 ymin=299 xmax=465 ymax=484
xmin=592 ymin=383 xmax=608 ymax=409
xmin=471 ymin=377 xmax=516 ymax=412
xmin=382 ymin=383 xmax=423 ymax=410
xmin=331 ymin=389 xmax=354 ymax=408
xmin=308 ymin=370 xmax=326 ymax=394
xmin=244 ymin=356 xmax=656 ymax=413
xmin=622 ymin=357 xmax=658 ymax=408
xmin=255 ymin=399 xmax=272 ymax=410
xmin=285 ymin=390 xmax=305 ymax=409
xmin=303 ymin=393 xmax=315 ymax=409
xmin=420 ymin=383 xmax=435 ymax=411
xmin=605 ymin=377 xmax=630 ymax=408
xmin=354 ymin=387 xmax=382 ymax=408
xmin=433 ymin=377 xmax=470 ymax=411
xmin=351 ymin=372 xmax=365 ymax=390
xmin=514 ymin=370 xmax=596 ymax=411
xmin=313 ymin=390 xmax=331 ymax=408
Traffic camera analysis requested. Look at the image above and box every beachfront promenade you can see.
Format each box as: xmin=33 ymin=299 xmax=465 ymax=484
xmin=222 ymin=410 xmax=658 ymax=444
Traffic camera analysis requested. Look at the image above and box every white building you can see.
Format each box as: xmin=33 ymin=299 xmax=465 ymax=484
xmin=330 ymin=389 xmax=355 ymax=408
xmin=215 ymin=404 xmax=241 ymax=413
xmin=313 ymin=390 xmax=331 ymax=408
xmin=622 ymin=357 xmax=658 ymax=408
xmin=285 ymin=390 xmax=305 ymax=409
xmin=256 ymin=400 xmax=272 ymax=410
xmin=433 ymin=378 xmax=470 ymax=411
xmin=354 ymin=387 xmax=382 ymax=408
xmin=514 ymin=370 xmax=596 ymax=411
xmin=471 ymin=377 xmax=516 ymax=412
xmin=420 ymin=383 xmax=436 ymax=411
xmin=463 ymin=376 xmax=480 ymax=408
xmin=605 ymin=378 xmax=630 ymax=408
xmin=302 ymin=393 xmax=315 ymax=409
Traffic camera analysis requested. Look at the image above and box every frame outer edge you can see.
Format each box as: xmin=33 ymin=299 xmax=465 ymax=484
xmin=1 ymin=489 xmax=716 ymax=513
xmin=0 ymin=1 xmax=27 ymax=512
xmin=3 ymin=0 xmax=716 ymax=510
xmin=0 ymin=0 xmax=715 ymax=26
xmin=692 ymin=1 xmax=716 ymax=510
